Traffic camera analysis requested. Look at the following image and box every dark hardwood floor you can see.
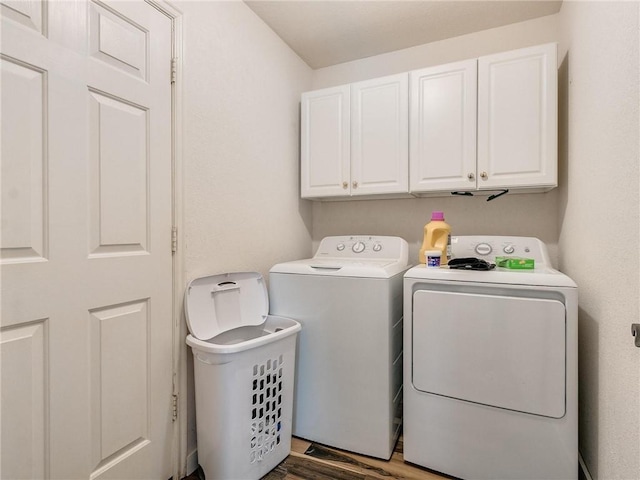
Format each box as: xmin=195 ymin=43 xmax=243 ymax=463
xmin=182 ymin=435 xmax=451 ymax=480
xmin=264 ymin=435 xmax=451 ymax=480
xmin=183 ymin=435 xmax=586 ymax=480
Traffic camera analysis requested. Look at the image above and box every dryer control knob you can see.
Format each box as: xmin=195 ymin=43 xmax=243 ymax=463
xmin=373 ymin=243 xmax=383 ymax=252
xmin=352 ymin=241 xmax=366 ymax=253
xmin=475 ymin=243 xmax=492 ymax=255
xmin=336 ymin=243 xmax=345 ymax=251
xmin=503 ymin=244 xmax=515 ymax=254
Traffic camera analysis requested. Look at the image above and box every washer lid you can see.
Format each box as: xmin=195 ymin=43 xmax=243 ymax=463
xmin=269 ymin=258 xmax=408 ymax=278
xmin=184 ymin=272 xmax=268 ymax=341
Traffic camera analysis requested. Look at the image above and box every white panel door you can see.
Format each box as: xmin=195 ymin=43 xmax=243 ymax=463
xmin=1 ymin=1 xmax=174 ymax=479
xmin=351 ymin=73 xmax=409 ymax=196
xmin=477 ymin=43 xmax=558 ymax=189
xmin=409 ymin=59 xmax=477 ymax=193
xmin=300 ymin=85 xmax=350 ymax=198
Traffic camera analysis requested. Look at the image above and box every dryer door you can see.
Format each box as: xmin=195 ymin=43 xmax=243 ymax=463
xmin=412 ymin=289 xmax=566 ymax=418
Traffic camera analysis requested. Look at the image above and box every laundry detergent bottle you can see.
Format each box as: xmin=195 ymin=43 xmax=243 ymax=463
xmin=419 ymin=211 xmax=452 ymax=265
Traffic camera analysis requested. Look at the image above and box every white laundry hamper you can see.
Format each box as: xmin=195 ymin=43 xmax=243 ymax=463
xmin=185 ymin=272 xmax=301 ymax=480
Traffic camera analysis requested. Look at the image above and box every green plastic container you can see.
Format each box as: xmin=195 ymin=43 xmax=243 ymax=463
xmin=495 ymin=256 xmax=535 ymax=269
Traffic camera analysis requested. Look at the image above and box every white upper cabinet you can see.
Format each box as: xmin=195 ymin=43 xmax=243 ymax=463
xmin=301 ymin=85 xmax=351 ymax=198
xmin=301 ymin=43 xmax=558 ymax=200
xmin=409 ymin=59 xmax=478 ymax=193
xmin=351 ymin=73 xmax=409 ymax=196
xmin=477 ymin=43 xmax=558 ymax=190
xmin=301 ymin=74 xmax=409 ymax=199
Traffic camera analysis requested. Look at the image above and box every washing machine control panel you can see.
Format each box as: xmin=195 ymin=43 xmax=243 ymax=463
xmin=315 ymin=235 xmax=408 ymax=261
xmin=452 ymin=236 xmax=550 ymax=266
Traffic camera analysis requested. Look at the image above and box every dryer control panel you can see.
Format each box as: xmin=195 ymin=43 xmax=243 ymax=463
xmin=451 ymin=236 xmax=551 ymax=266
xmin=314 ymin=235 xmax=408 ymax=262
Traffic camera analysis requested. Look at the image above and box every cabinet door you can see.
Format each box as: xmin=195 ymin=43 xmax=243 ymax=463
xmin=301 ymin=85 xmax=350 ymax=198
xmin=409 ymin=60 xmax=477 ymax=193
xmin=351 ymin=73 xmax=409 ymax=196
xmin=477 ymin=43 xmax=557 ymax=190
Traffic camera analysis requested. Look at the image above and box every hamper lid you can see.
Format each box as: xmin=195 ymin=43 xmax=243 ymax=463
xmin=184 ymin=271 xmax=269 ymax=341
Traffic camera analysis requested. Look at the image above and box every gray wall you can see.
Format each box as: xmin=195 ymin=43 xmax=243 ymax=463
xmin=179 ymin=0 xmax=313 ymax=470
xmin=558 ymin=2 xmax=639 ymax=479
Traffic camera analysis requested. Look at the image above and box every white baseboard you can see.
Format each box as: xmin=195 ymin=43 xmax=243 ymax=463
xmin=186 ymin=449 xmax=199 ymax=476
xmin=579 ymin=451 xmax=594 ymax=480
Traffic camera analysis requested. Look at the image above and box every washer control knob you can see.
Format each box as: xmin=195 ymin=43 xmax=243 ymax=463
xmin=475 ymin=243 xmax=492 ymax=255
xmin=503 ymin=244 xmax=515 ymax=254
xmin=352 ymin=241 xmax=366 ymax=253
xmin=373 ymin=243 xmax=382 ymax=252
xmin=336 ymin=243 xmax=345 ymax=251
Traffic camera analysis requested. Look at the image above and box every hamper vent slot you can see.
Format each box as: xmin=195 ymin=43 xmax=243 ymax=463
xmin=250 ymin=355 xmax=285 ymax=463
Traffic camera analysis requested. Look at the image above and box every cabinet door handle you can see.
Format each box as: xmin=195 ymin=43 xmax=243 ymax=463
xmin=467 ymin=172 xmax=475 ymax=180
xmin=352 ymin=181 xmax=358 ymax=189
xmin=480 ymin=171 xmax=488 ymax=180
xmin=342 ymin=181 xmax=348 ymax=189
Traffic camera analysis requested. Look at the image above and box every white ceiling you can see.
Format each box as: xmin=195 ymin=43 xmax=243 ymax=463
xmin=244 ymin=1 xmax=562 ymax=69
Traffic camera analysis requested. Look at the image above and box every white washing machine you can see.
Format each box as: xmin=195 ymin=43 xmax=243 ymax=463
xmin=404 ymin=236 xmax=578 ymax=480
xmin=269 ymin=235 xmax=410 ymax=459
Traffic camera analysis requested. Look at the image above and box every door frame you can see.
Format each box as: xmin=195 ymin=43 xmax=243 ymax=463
xmin=143 ymin=1 xmax=184 ymax=478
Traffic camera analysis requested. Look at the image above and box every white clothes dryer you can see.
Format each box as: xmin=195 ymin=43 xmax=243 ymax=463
xmin=269 ymin=235 xmax=410 ymax=459
xmin=404 ymin=236 xmax=578 ymax=480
